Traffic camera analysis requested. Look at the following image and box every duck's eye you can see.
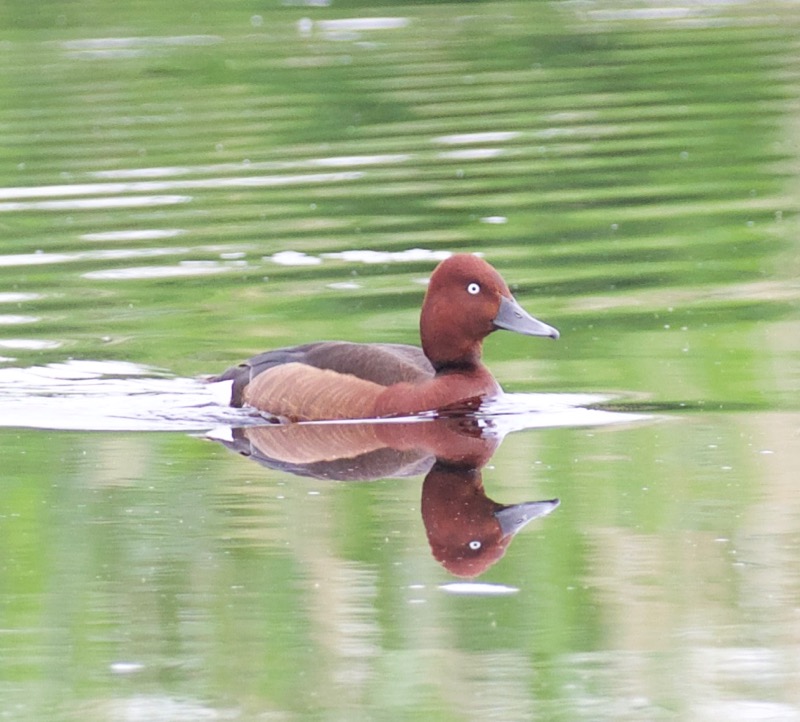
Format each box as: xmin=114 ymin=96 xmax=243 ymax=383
xmin=467 ymin=282 xmax=481 ymax=295
xmin=468 ymin=540 xmax=482 ymax=550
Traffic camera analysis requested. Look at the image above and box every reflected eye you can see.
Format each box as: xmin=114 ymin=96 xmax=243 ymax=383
xmin=468 ymin=540 xmax=482 ymax=550
xmin=467 ymin=282 xmax=480 ymax=295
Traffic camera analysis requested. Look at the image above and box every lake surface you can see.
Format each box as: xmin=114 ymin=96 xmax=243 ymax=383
xmin=1 ymin=1 xmax=799 ymax=720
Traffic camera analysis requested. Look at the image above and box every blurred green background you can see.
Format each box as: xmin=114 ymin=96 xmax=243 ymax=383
xmin=1 ymin=2 xmax=799 ymax=720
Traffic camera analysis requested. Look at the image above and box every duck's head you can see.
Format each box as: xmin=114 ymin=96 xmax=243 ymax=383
xmin=420 ymin=254 xmax=558 ymax=370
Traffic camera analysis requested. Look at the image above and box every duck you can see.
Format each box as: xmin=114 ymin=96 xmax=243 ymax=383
xmin=211 ymin=253 xmax=559 ymax=421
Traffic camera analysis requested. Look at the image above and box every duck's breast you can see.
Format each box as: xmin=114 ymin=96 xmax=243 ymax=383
xmin=374 ymin=366 xmax=501 ymax=417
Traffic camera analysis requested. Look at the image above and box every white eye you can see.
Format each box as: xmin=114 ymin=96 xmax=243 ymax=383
xmin=468 ymin=540 xmax=482 ymax=550
xmin=467 ymin=282 xmax=480 ymax=295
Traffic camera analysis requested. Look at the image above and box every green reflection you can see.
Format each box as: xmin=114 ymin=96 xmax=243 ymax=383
xmin=1 ymin=1 xmax=799 ymax=720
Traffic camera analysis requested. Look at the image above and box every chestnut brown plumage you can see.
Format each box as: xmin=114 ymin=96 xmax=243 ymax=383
xmin=211 ymin=254 xmax=558 ymax=421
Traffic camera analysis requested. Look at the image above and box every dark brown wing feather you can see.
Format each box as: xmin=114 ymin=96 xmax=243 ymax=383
xmin=210 ymin=341 xmax=434 ymax=407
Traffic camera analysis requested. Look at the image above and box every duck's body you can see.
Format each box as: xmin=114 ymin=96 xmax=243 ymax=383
xmin=212 ymin=254 xmax=558 ymax=421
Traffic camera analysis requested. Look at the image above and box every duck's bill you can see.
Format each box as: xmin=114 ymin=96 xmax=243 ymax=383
xmin=495 ymin=498 xmax=561 ymax=537
xmin=493 ymin=295 xmax=560 ymax=339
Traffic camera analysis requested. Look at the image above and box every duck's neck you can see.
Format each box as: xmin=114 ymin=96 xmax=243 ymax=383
xmin=422 ymin=332 xmax=484 ymax=374
xmin=432 ymin=358 xmax=482 ymax=375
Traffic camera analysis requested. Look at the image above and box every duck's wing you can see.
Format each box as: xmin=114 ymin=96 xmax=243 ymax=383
xmin=211 ymin=341 xmax=434 ymax=407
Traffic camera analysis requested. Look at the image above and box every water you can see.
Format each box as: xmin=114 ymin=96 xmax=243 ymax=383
xmin=1 ymin=2 xmax=799 ymax=720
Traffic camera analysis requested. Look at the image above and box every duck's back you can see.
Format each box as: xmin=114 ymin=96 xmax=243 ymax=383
xmin=213 ymin=341 xmax=435 ymax=416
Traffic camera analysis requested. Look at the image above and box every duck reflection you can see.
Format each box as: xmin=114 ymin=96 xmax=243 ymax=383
xmin=212 ymin=416 xmax=558 ymax=577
